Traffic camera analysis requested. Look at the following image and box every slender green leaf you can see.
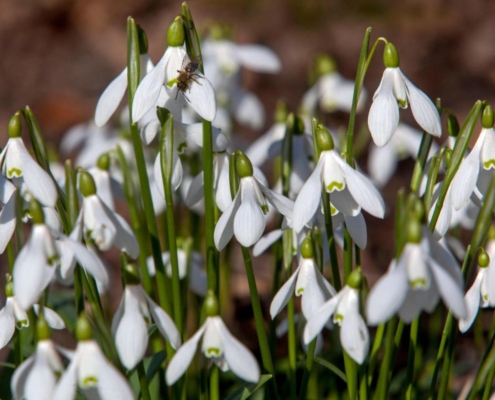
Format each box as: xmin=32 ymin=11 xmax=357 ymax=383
xmin=224 ymin=374 xmax=273 ymax=400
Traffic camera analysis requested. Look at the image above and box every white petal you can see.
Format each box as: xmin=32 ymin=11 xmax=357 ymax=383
xmin=344 ymin=213 xmax=367 ymax=250
xmin=90 ymin=168 xmax=114 ymax=211
xmin=300 ymin=262 xmax=334 ymax=320
xmin=33 ymin=305 xmax=65 ymax=330
xmin=338 ymin=158 xmax=385 ymax=218
xmin=83 ymin=195 xmax=116 ymax=251
xmin=132 ymin=52 xmax=167 ymax=122
xmin=366 ymin=260 xmax=408 ymax=325
xmin=215 ymin=155 xmax=232 ymax=212
xmin=303 ymin=293 xmax=343 ymax=344
xmin=0 ymin=191 xmax=17 ymax=254
xmin=153 ymin=154 xmax=165 ymax=199
xmin=270 ymin=266 xmax=300 ymax=319
xmin=330 ymin=187 xmax=361 ymax=216
xmin=459 ymin=271 xmax=483 ymax=333
xmin=293 ymin=158 xmax=324 ymax=232
xmin=53 ymin=352 xmax=78 ymax=400
xmin=96 ymin=358 xmax=135 ymax=400
xmin=25 ymin=354 xmax=57 ymax=400
xmin=140 ymin=119 xmax=161 ymax=145
xmin=11 ymin=355 xmax=35 ymax=400
xmin=256 ymin=180 xmax=294 ymax=220
xmin=95 ymin=68 xmax=128 ymax=127
xmin=235 ymin=45 xmax=281 ymax=73
xmin=253 ymin=229 xmax=283 ymax=257
xmin=181 ymin=122 xmax=230 ymax=152
xmin=340 ymin=311 xmax=369 ymax=364
xmin=245 ymin=125 xmax=282 ymax=167
xmin=111 ymin=212 xmax=140 ymax=259
xmin=0 ymin=303 xmax=15 ymax=349
xmin=232 ymin=90 xmax=265 ymax=130
xmin=367 ymin=144 xmax=398 ymax=188
xmin=214 ymin=191 xmax=241 ymax=251
xmin=184 ymin=71 xmax=217 ymax=121
xmin=368 ymin=69 xmax=399 ymax=147
xmin=0 ymin=174 xmax=16 ymax=204
xmin=401 ymin=72 xmax=441 ymax=137
xmin=185 ymin=172 xmax=204 ymax=208
xmin=145 ymin=292 xmax=181 ymax=350
xmin=166 ymin=323 xmax=207 ymax=385
xmin=216 ymin=318 xmax=260 ymax=383
xmin=234 ymin=181 xmax=266 ymax=247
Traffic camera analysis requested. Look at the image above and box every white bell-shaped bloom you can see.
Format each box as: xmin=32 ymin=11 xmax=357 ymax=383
xmin=366 ymin=229 xmax=467 ymax=325
xmin=293 ymin=148 xmax=384 ymax=233
xmin=11 ymin=338 xmax=64 ymax=400
xmin=214 ymin=159 xmax=294 ymax=250
xmin=87 ymin=165 xmax=116 ymax=211
xmin=271 ymin=255 xmax=336 ymax=320
xmin=95 ymin=54 xmax=154 ymax=127
xmin=166 ymin=316 xmax=260 ymax=385
xmin=368 ymin=44 xmax=441 ymax=147
xmin=451 ymin=127 xmax=495 ymax=210
xmin=53 ymin=339 xmax=135 ymax=400
xmin=0 ymin=177 xmax=17 ymax=254
xmin=0 ymin=137 xmax=58 ymax=208
xmin=112 ymin=284 xmax=181 ymax=370
xmin=304 ymin=284 xmax=369 ymax=364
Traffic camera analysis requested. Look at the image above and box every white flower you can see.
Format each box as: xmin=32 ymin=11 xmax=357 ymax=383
xmin=112 ymin=284 xmax=181 ymax=370
xmin=293 ymin=148 xmax=384 ymax=233
xmin=459 ymin=241 xmax=495 ymax=332
xmin=53 ymin=339 xmax=135 ymax=400
xmin=451 ymin=127 xmax=495 ymax=210
xmin=214 ymin=158 xmax=294 ymax=250
xmin=304 ymin=284 xmax=369 ymax=364
xmin=95 ymin=54 xmax=154 ymax=127
xmin=368 ymin=45 xmax=441 ymax=147
xmin=270 ymin=256 xmax=336 ymax=320
xmin=0 ymin=177 xmax=17 ymax=254
xmin=166 ymin=316 xmax=260 ymax=385
xmin=0 ymin=137 xmax=58 ymax=208
xmin=366 ymin=229 xmax=467 ymax=325
xmin=11 ymin=339 xmax=64 ymax=400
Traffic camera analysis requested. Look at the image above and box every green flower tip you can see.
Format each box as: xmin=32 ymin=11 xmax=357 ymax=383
xmin=383 ymin=43 xmax=400 ymax=68
xmin=478 ymin=250 xmax=490 ymax=268
xmin=274 ymin=100 xmax=289 ymax=123
xmin=8 ymin=112 xmax=22 ymax=139
xmin=314 ymin=54 xmax=337 ymax=77
xmin=203 ymin=290 xmax=219 ymax=317
xmin=30 ymin=199 xmax=45 ymax=225
xmin=286 ymin=113 xmax=305 ymax=135
xmin=482 ymin=105 xmax=494 ymax=129
xmin=76 ymin=313 xmax=93 ymax=341
xmin=37 ymin=314 xmax=51 ymax=341
xmin=236 ymin=153 xmax=254 ymax=178
xmin=137 ymin=24 xmax=149 ymax=55
xmin=5 ymin=280 xmax=14 ymax=297
xmin=167 ymin=17 xmax=185 ymax=47
xmin=447 ymin=114 xmax=460 ymax=138
xmin=96 ymin=153 xmax=111 ymax=171
xmin=407 ymin=219 xmax=422 ymax=244
xmin=300 ymin=236 xmax=314 ymax=259
xmin=123 ymin=263 xmax=141 ymax=285
xmin=347 ymin=268 xmax=363 ymax=289
xmin=315 ymin=124 xmax=334 ymax=151
xmin=79 ymin=171 xmax=97 ymax=197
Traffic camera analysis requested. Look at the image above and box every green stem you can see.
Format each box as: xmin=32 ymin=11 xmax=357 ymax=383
xmin=321 ymin=193 xmax=341 ymax=290
xmin=209 ymin=365 xmax=219 ymax=400
xmin=343 ymin=228 xmax=353 ymax=283
xmin=137 ymin=361 xmax=151 ymax=400
xmin=287 ymin=297 xmax=297 ymax=400
xmin=359 ymin=362 xmax=369 ymax=400
xmin=299 ymin=339 xmax=317 ymax=400
xmin=343 ymin=351 xmax=358 ymax=400
xmin=374 ymin=317 xmax=398 ymax=400
xmin=368 ymin=323 xmax=385 ymax=386
xmin=405 ymin=318 xmax=419 ymax=399
xmin=481 ymin=361 xmax=495 ymax=400
xmin=410 ymin=132 xmax=434 ymax=194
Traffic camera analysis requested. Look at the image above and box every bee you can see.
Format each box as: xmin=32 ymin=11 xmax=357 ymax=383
xmin=175 ymin=55 xmax=203 ymax=100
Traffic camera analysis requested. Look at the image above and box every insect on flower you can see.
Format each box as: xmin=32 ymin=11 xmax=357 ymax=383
xmin=175 ymin=55 xmax=203 ymax=100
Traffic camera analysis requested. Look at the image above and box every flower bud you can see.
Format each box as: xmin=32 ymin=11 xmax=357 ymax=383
xmin=407 ymin=219 xmax=422 ymax=244
xmin=79 ymin=170 xmax=97 ymax=197
xmin=203 ymin=290 xmax=219 ymax=317
xmin=383 ymin=43 xmax=400 ymax=68
xmin=315 ymin=125 xmax=334 ymax=151
xmin=76 ymin=313 xmax=93 ymax=341
xmin=137 ymin=24 xmax=149 ymax=55
xmin=123 ymin=263 xmax=141 ymax=285
xmin=478 ymin=250 xmax=490 ymax=268
xmin=236 ymin=153 xmax=254 ymax=178
xmin=97 ymin=153 xmax=111 ymax=171
xmin=167 ymin=17 xmax=185 ymax=47
xmin=8 ymin=112 xmax=22 ymax=139
xmin=30 ymin=199 xmax=45 ymax=225
xmin=482 ymin=105 xmax=494 ymax=129
xmin=300 ymin=236 xmax=314 ymax=259
xmin=286 ymin=113 xmax=305 ymax=136
xmin=314 ymin=54 xmax=337 ymax=78
xmin=347 ymin=268 xmax=363 ymax=289
xmin=447 ymin=114 xmax=460 ymax=138
xmin=274 ymin=100 xmax=289 ymax=124
xmin=37 ymin=313 xmax=51 ymax=341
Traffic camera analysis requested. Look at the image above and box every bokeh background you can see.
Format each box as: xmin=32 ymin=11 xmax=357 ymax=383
xmin=1 ymin=0 xmax=495 ymax=395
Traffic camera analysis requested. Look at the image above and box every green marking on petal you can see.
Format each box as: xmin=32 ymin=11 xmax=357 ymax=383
xmin=261 ymin=204 xmax=269 ymax=214
xmin=177 ymin=142 xmax=188 ymax=153
xmin=327 ymin=181 xmax=344 ymax=192
xmin=167 ymin=78 xmax=178 ymax=88
xmin=410 ymin=278 xmax=427 ymax=289
xmin=483 ymin=160 xmax=495 ymax=170
xmin=330 ymin=204 xmax=338 ymax=216
xmin=206 ymin=347 xmax=221 ymax=357
xmin=7 ymin=168 xmax=22 ymax=178
xmin=48 ymin=255 xmax=59 ymax=266
xmin=484 ymin=294 xmax=489 ymax=302
xmin=16 ymin=320 xmax=28 ymax=329
xmin=334 ymin=314 xmax=344 ymax=325
xmin=82 ymin=376 xmax=98 ymax=387
xmin=397 ymin=99 xmax=407 ymax=109
xmin=297 ymin=288 xmax=304 ymax=295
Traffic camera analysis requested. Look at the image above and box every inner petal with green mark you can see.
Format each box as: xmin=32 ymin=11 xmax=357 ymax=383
xmin=82 ymin=376 xmax=98 ymax=387
xmin=7 ymin=168 xmax=22 ymax=178
xmin=167 ymin=78 xmax=178 ymax=88
xmin=409 ymin=278 xmax=427 ymax=289
xmin=327 ymin=181 xmax=345 ymax=192
xmin=483 ymin=159 xmax=495 ymax=170
xmin=206 ymin=347 xmax=221 ymax=357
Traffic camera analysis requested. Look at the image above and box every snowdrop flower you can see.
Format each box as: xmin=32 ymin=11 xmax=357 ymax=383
xmin=0 ymin=279 xmax=65 ymax=350
xmin=112 ymin=264 xmax=181 ymax=370
xmin=301 ymin=54 xmax=365 ymax=115
xmin=0 ymin=113 xmax=58 ymax=208
xmin=366 ymin=222 xmax=467 ymax=325
xmin=304 ymin=269 xmax=369 ymax=364
xmin=270 ymin=236 xmax=336 ymax=320
xmin=368 ymin=43 xmax=441 ymax=147
xmin=132 ymin=17 xmax=216 ymax=123
xmin=78 ymin=171 xmax=139 ymax=258
xmin=166 ymin=292 xmax=260 ymax=385
xmin=293 ymin=126 xmax=385 ymax=233
xmin=11 ymin=317 xmax=64 ymax=400
xmin=95 ymin=28 xmax=152 ymax=127
xmin=459 ymin=244 xmax=495 ymax=332
xmin=451 ymin=105 xmax=495 ymax=210
xmin=214 ymin=153 xmax=294 ymax=250
xmin=53 ymin=314 xmax=135 ymax=400
xmin=87 ymin=153 xmax=118 ymax=211
xmin=13 ymin=200 xmax=60 ymax=310
xmin=0 ymin=176 xmax=17 ymax=254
